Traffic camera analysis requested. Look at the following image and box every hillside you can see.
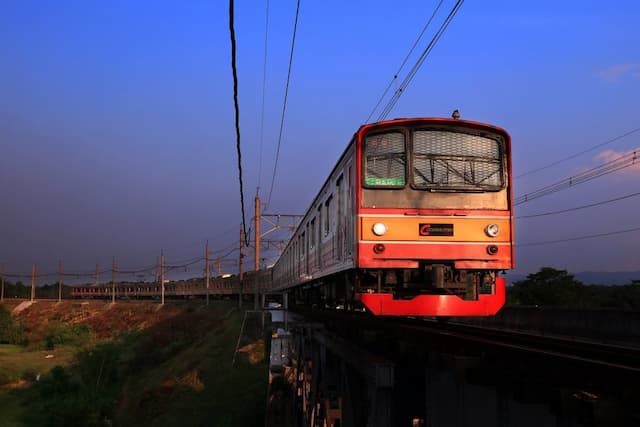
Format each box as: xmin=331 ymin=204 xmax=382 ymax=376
xmin=0 ymin=300 xmax=269 ymax=427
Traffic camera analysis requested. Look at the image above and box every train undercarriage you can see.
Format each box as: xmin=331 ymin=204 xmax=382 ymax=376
xmin=292 ymin=265 xmax=505 ymax=317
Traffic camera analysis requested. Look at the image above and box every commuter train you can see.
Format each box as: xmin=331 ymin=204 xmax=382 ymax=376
xmin=271 ymin=115 xmax=513 ymax=316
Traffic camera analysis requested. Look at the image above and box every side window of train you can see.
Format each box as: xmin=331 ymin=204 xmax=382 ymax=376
xmin=317 ymin=205 xmax=322 ymax=241
xmin=324 ymin=195 xmax=333 ymax=236
xmin=310 ymin=218 xmax=316 ymax=248
xmin=336 ymin=174 xmax=343 ymax=260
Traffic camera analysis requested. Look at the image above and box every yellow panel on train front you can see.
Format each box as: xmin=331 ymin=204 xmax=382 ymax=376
xmin=360 ymin=217 xmax=511 ymax=242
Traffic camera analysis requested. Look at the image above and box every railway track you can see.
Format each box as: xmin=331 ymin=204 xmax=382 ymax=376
xmin=292 ymin=306 xmax=640 ymax=376
xmin=404 ymin=318 xmax=640 ymax=374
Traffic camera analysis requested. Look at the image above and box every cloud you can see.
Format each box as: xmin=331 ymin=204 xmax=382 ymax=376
xmin=594 ymin=149 xmax=640 ymax=175
xmin=598 ymin=64 xmax=640 ymax=81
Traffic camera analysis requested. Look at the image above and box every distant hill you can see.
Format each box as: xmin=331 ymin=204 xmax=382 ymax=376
xmin=503 ymin=270 xmax=640 ymax=286
xmin=574 ymin=271 xmax=640 ymax=285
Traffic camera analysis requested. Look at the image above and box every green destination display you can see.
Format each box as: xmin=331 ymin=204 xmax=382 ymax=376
xmin=365 ymin=177 xmax=405 ymax=186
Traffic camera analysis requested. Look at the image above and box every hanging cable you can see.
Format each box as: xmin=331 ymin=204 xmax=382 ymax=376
xmin=365 ymin=0 xmax=445 ymax=124
xmin=377 ymin=0 xmax=464 ymax=121
xmin=266 ymin=0 xmax=301 ymax=208
xmin=517 ymin=190 xmax=640 ymax=219
xmin=517 ymin=225 xmax=640 ymax=247
xmin=516 ymin=126 xmax=640 ymax=179
xmin=514 ymin=149 xmax=638 ymax=206
xmin=229 ymin=0 xmax=250 ymax=246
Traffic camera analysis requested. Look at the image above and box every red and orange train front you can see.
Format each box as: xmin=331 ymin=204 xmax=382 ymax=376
xmin=354 ymin=118 xmax=513 ymax=316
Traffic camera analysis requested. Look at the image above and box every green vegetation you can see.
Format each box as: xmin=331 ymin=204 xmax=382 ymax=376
xmin=0 ymin=302 xmax=269 ymax=427
xmin=117 ymin=308 xmax=268 ymax=427
xmin=43 ymin=323 xmax=95 ymax=350
xmin=0 ymin=305 xmax=28 ymax=345
xmin=508 ymin=267 xmax=640 ymax=309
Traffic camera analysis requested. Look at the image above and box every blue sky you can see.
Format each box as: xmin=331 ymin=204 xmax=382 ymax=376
xmin=1 ymin=0 xmax=639 ymax=283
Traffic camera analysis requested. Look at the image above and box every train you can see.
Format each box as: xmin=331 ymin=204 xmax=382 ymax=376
xmin=70 ymin=115 xmax=513 ymax=316
xmin=271 ymin=115 xmax=513 ymax=316
xmin=69 ymin=269 xmax=270 ymax=300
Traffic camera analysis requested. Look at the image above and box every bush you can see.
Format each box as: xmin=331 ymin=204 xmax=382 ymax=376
xmin=0 ymin=305 xmax=28 ymax=345
xmin=44 ymin=323 xmax=94 ymax=349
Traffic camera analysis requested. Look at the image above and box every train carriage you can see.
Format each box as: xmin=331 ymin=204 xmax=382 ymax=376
xmin=271 ymin=115 xmax=513 ymax=316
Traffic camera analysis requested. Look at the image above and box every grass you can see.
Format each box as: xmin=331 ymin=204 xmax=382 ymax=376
xmin=0 ymin=345 xmax=75 ymax=384
xmin=0 ymin=390 xmax=25 ymax=427
xmin=0 ymin=301 xmax=270 ymax=427
xmin=117 ymin=307 xmax=269 ymax=426
xmin=0 ymin=345 xmax=76 ymax=427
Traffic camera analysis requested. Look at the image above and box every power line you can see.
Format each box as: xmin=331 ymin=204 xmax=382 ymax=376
xmin=516 ymin=126 xmax=640 ymax=179
xmin=266 ymin=0 xmax=301 ymax=208
xmin=517 ymin=225 xmax=640 ymax=247
xmin=365 ymin=0 xmax=445 ymax=124
xmin=228 ymin=0 xmax=249 ymax=246
xmin=377 ymin=0 xmax=464 ymax=121
xmin=517 ymin=190 xmax=640 ymax=219
xmin=514 ymin=149 xmax=638 ymax=206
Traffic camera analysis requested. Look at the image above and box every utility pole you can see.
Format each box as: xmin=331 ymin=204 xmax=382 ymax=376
xmin=217 ymin=257 xmax=221 ymax=276
xmin=1 ymin=264 xmax=5 ymax=303
xmin=58 ymin=261 xmax=63 ymax=303
xmin=255 ymin=196 xmax=261 ymax=272
xmin=111 ymin=257 xmax=116 ymax=304
xmin=255 ymin=195 xmax=261 ymax=309
xmin=205 ymin=240 xmax=210 ymax=306
xmin=239 ymin=227 xmax=244 ymax=308
xmin=95 ymin=263 xmax=99 ymax=287
xmin=160 ymin=250 xmax=165 ymax=305
xmin=31 ymin=263 xmax=36 ymax=302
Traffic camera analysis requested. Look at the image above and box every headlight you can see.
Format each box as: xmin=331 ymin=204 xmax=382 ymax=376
xmin=485 ymin=223 xmax=500 ymax=238
xmin=372 ymin=222 xmax=387 ymax=236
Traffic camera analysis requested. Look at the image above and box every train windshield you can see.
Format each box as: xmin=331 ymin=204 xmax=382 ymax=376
xmin=412 ymin=129 xmax=503 ymax=191
xmin=364 ymin=131 xmax=406 ymax=187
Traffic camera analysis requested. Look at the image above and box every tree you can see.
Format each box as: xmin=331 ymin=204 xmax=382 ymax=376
xmin=507 ymin=267 xmax=585 ymax=307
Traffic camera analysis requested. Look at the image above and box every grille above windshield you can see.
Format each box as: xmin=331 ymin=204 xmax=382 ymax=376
xmin=412 ymin=130 xmax=504 ymax=190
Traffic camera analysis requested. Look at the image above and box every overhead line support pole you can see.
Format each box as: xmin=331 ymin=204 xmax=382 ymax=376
xmin=239 ymin=227 xmax=244 ymax=308
xmin=255 ymin=196 xmax=261 ymax=309
xmin=1 ymin=264 xmax=4 ymax=302
xmin=31 ymin=263 xmax=36 ymax=302
xmin=161 ymin=251 xmax=165 ymax=305
xmin=206 ymin=240 xmax=210 ymax=306
xmin=111 ymin=257 xmax=116 ymax=304
xmin=58 ymin=261 xmax=63 ymax=303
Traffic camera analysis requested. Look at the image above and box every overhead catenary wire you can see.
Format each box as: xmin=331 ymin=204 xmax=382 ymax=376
xmin=517 ymin=190 xmax=640 ymax=219
xmin=516 ymin=126 xmax=640 ymax=179
xmin=517 ymin=225 xmax=640 ymax=247
xmin=514 ymin=149 xmax=638 ymax=206
xmin=228 ymin=0 xmax=250 ymax=246
xmin=0 ymin=246 xmax=239 ymax=281
xmin=365 ymin=0 xmax=445 ymax=124
xmin=377 ymin=0 xmax=464 ymax=122
xmin=266 ymin=0 xmax=301 ymax=209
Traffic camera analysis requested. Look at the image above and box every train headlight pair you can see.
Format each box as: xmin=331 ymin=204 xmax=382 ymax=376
xmin=485 ymin=223 xmax=500 ymax=238
xmin=372 ymin=222 xmax=388 ymax=236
